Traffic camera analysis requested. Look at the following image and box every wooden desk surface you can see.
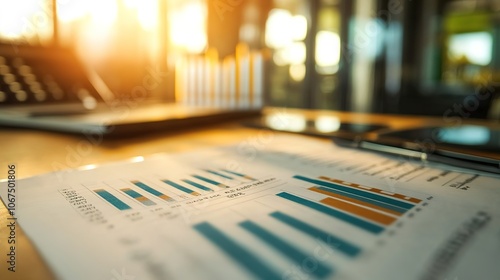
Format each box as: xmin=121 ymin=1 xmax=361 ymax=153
xmin=0 ymin=108 xmax=498 ymax=279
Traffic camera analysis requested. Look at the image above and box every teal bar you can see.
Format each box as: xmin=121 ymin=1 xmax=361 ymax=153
xmin=277 ymin=192 xmax=384 ymax=234
xmin=205 ymin=169 xmax=233 ymax=180
xmin=162 ymin=180 xmax=195 ymax=195
xmin=240 ymin=221 xmax=333 ymax=278
xmin=132 ymin=181 xmax=174 ymax=202
xmin=95 ymin=190 xmax=131 ymax=210
xmin=315 ymin=186 xmax=406 ymax=214
xmin=122 ymin=188 xmax=141 ymax=198
xmin=192 ymin=175 xmax=228 ymax=188
xmin=222 ymin=169 xmax=256 ymax=180
xmin=122 ymin=189 xmax=156 ymax=206
xmin=183 ymin=179 xmax=213 ymax=192
xmin=221 ymin=169 xmax=245 ymax=177
xmin=293 ymin=176 xmax=415 ymax=210
xmin=132 ymin=181 xmax=163 ymax=196
xmin=194 ymin=222 xmax=282 ymax=280
xmin=270 ymin=211 xmax=361 ymax=257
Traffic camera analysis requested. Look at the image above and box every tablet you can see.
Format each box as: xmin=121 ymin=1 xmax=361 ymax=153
xmin=363 ymin=125 xmax=500 ymax=173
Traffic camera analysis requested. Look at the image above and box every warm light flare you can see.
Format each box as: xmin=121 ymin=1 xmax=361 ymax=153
xmin=57 ymin=0 xmax=118 ymax=26
xmin=123 ymin=0 xmax=158 ymax=31
xmin=87 ymin=0 xmax=118 ymax=27
xmin=0 ymin=0 xmax=51 ymax=41
xmin=136 ymin=0 xmax=158 ymax=31
xmin=58 ymin=0 xmax=157 ymax=31
xmin=168 ymin=1 xmax=207 ymax=54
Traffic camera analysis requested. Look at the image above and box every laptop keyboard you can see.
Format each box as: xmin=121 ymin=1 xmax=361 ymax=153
xmin=0 ymin=48 xmax=103 ymax=107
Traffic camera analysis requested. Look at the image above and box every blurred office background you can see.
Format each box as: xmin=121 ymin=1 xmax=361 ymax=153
xmin=1 ymin=0 xmax=499 ymax=118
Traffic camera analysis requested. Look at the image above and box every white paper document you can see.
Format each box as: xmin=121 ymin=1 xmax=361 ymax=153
xmin=1 ymin=135 xmax=499 ymax=280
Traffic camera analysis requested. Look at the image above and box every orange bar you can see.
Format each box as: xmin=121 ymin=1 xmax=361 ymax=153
xmin=320 ymin=197 xmax=396 ymax=225
xmin=319 ymin=176 xmax=421 ymax=204
xmin=310 ymin=187 xmax=402 ymax=216
xmin=159 ymin=194 xmax=173 ymax=201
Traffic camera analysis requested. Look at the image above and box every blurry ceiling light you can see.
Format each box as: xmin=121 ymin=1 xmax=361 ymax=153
xmin=265 ymin=9 xmax=293 ymax=49
xmin=315 ymin=31 xmax=341 ymax=74
xmin=284 ymin=42 xmax=306 ymax=65
xmin=315 ymin=116 xmax=341 ymax=133
xmin=448 ymin=32 xmax=492 ymax=66
xmin=289 ymin=63 xmax=306 ymax=82
xmin=291 ymin=15 xmax=308 ymax=41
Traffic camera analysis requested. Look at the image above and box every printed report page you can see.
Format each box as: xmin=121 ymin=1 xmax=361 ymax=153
xmin=1 ymin=135 xmax=499 ymax=280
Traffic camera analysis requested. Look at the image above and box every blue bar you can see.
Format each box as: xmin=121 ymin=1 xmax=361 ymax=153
xmin=205 ymin=169 xmax=233 ymax=180
xmin=194 ymin=222 xmax=282 ymax=280
xmin=132 ymin=181 xmax=163 ymax=197
xmin=95 ymin=189 xmax=131 ymax=210
xmin=183 ymin=179 xmax=213 ymax=192
xmin=293 ymin=176 xmax=414 ymax=210
xmin=277 ymin=192 xmax=384 ymax=234
xmin=315 ymin=186 xmax=407 ymax=214
xmin=270 ymin=211 xmax=361 ymax=257
xmin=122 ymin=188 xmax=142 ymax=198
xmin=222 ymin=169 xmax=246 ymax=177
xmin=162 ymin=180 xmax=196 ymax=195
xmin=192 ymin=175 xmax=228 ymax=188
xmin=122 ymin=188 xmax=156 ymax=206
xmin=240 ymin=221 xmax=333 ymax=278
xmin=222 ymin=169 xmax=256 ymax=180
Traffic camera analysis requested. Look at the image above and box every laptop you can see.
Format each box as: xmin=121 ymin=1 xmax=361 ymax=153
xmin=0 ymin=45 xmax=260 ymax=136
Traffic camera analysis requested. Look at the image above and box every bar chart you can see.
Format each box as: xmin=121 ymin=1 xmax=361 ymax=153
xmin=287 ymin=175 xmax=424 ymax=233
xmin=193 ymin=202 xmax=362 ymax=279
xmin=54 ymin=155 xmax=443 ymax=280
xmin=191 ymin=174 xmax=427 ymax=279
xmin=89 ymin=168 xmax=263 ymax=211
